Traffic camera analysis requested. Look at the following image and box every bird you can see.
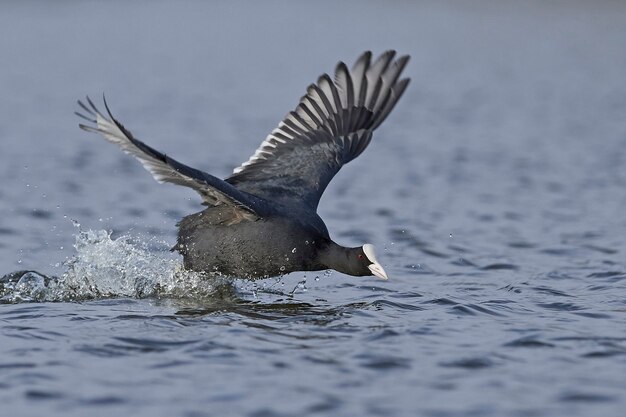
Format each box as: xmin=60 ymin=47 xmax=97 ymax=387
xmin=75 ymin=50 xmax=410 ymax=281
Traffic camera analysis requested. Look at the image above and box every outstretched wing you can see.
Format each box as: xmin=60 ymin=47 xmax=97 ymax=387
xmin=226 ymin=50 xmax=410 ymax=210
xmin=76 ymin=96 xmax=260 ymax=222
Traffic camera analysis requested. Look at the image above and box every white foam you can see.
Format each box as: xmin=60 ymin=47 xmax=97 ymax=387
xmin=1 ymin=228 xmax=232 ymax=303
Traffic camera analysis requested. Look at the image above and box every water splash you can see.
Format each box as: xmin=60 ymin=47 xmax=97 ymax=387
xmin=290 ymin=278 xmax=307 ymax=294
xmin=1 ymin=228 xmax=232 ymax=304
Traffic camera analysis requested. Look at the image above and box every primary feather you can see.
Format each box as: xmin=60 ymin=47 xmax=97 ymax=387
xmin=227 ymin=50 xmax=410 ymax=209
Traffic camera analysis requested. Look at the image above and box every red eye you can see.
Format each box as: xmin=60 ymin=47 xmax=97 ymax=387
xmin=357 ymin=254 xmax=364 ymax=260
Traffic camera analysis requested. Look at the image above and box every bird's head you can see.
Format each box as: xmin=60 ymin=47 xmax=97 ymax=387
xmin=357 ymin=244 xmax=388 ymax=280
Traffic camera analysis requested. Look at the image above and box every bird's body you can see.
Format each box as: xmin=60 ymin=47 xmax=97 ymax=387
xmin=176 ymin=203 xmax=329 ymax=278
xmin=76 ymin=51 xmax=410 ymax=281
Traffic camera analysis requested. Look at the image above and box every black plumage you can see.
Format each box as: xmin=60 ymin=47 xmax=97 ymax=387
xmin=76 ymin=51 xmax=410 ymax=280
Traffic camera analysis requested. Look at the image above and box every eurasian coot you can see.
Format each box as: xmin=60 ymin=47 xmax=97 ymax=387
xmin=76 ymin=51 xmax=410 ymax=280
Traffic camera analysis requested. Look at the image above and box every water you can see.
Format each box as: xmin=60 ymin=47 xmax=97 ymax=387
xmin=2 ymin=1 xmax=626 ymax=416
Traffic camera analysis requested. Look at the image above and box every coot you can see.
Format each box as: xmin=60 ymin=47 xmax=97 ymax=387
xmin=76 ymin=51 xmax=410 ymax=280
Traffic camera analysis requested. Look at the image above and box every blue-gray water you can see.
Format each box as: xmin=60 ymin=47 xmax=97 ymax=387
xmin=2 ymin=1 xmax=626 ymax=416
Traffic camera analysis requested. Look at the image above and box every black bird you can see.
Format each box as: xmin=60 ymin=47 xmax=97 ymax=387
xmin=76 ymin=51 xmax=410 ymax=281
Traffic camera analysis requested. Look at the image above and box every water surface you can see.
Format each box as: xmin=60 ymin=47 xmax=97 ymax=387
xmin=1 ymin=1 xmax=626 ymax=416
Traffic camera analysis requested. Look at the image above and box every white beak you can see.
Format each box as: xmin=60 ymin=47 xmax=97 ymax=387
xmin=363 ymin=243 xmax=389 ymax=280
xmin=368 ymin=262 xmax=389 ymax=280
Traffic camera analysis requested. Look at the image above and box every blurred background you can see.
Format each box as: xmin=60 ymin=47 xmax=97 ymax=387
xmin=2 ymin=0 xmax=625 ymax=275
xmin=1 ymin=2 xmax=626 ymax=416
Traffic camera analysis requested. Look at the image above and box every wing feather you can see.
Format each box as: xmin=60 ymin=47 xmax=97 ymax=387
xmin=228 ymin=51 xmax=410 ymax=210
xmin=76 ymin=96 xmax=260 ymax=221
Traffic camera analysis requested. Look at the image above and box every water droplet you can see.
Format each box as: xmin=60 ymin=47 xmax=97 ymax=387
xmin=291 ymin=248 xmax=297 ymax=253
xmin=449 ymin=233 xmax=453 ymax=239
xmin=279 ymin=266 xmax=286 ymax=271
xmin=314 ymin=277 xmax=320 ymax=282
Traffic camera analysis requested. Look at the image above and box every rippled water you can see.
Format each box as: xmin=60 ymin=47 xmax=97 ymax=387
xmin=2 ymin=1 xmax=626 ymax=416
